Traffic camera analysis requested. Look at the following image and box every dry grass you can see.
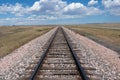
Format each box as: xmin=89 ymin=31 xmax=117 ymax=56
xmin=66 ymin=23 xmax=120 ymax=53
xmin=0 ymin=26 xmax=53 ymax=58
xmin=69 ymin=23 xmax=120 ymax=28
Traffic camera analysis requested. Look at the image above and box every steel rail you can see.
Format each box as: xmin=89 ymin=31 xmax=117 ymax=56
xmin=61 ymin=27 xmax=89 ymax=80
xmin=29 ymin=27 xmax=59 ymax=80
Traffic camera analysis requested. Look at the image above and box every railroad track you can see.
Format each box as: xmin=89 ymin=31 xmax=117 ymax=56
xmin=22 ymin=27 xmax=89 ymax=80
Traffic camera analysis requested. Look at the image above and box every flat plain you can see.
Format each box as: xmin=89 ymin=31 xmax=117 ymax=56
xmin=1 ymin=24 xmax=120 ymax=58
xmin=66 ymin=23 xmax=120 ymax=53
xmin=0 ymin=26 xmax=53 ymax=58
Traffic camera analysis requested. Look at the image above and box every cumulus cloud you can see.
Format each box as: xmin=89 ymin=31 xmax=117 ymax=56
xmin=102 ymin=0 xmax=120 ymax=16
xmin=63 ymin=3 xmax=86 ymax=15
xmin=28 ymin=0 xmax=67 ymax=15
xmin=0 ymin=3 xmax=28 ymax=16
xmin=0 ymin=0 xmax=104 ymax=25
xmin=0 ymin=0 xmax=102 ymax=17
xmin=29 ymin=1 xmax=41 ymax=11
xmin=102 ymin=0 xmax=120 ymax=8
xmin=1 ymin=0 xmax=120 ymax=25
xmin=28 ymin=0 xmax=102 ymax=17
xmin=88 ymin=0 xmax=98 ymax=6
xmin=63 ymin=3 xmax=102 ymax=16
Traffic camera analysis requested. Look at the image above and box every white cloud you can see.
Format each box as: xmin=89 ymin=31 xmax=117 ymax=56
xmin=63 ymin=3 xmax=86 ymax=15
xmin=28 ymin=0 xmax=102 ymax=17
xmin=28 ymin=0 xmax=67 ymax=15
xmin=86 ymin=7 xmax=102 ymax=15
xmin=102 ymin=0 xmax=120 ymax=16
xmin=88 ymin=0 xmax=98 ymax=6
xmin=64 ymin=3 xmax=85 ymax=11
xmin=0 ymin=0 xmax=102 ymax=17
xmin=0 ymin=3 xmax=28 ymax=16
xmin=27 ymin=0 xmax=102 ymax=17
xmin=12 ymin=3 xmax=28 ymax=16
xmin=102 ymin=0 xmax=120 ymax=8
xmin=63 ymin=3 xmax=102 ymax=16
xmin=0 ymin=0 xmax=104 ymax=25
xmin=29 ymin=1 xmax=41 ymax=11
xmin=1 ymin=0 xmax=120 ymax=25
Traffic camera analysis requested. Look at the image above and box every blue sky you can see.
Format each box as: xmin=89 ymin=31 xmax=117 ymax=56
xmin=0 ymin=0 xmax=120 ymax=25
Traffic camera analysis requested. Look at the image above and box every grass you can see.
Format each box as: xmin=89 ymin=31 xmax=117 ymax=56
xmin=0 ymin=26 xmax=53 ymax=58
xmin=66 ymin=23 xmax=120 ymax=53
xmin=68 ymin=23 xmax=120 ymax=28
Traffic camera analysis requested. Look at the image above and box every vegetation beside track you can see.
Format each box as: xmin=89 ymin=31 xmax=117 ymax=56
xmin=0 ymin=26 xmax=53 ymax=58
xmin=66 ymin=23 xmax=120 ymax=53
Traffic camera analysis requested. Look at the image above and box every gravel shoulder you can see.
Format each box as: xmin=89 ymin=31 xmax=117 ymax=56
xmin=63 ymin=27 xmax=120 ymax=79
xmin=0 ymin=26 xmax=119 ymax=80
xmin=0 ymin=27 xmax=57 ymax=80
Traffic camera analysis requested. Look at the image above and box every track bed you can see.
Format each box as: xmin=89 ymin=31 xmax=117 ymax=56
xmin=22 ymin=27 xmax=88 ymax=80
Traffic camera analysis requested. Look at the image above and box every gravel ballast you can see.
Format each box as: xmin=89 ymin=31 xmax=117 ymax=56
xmin=0 ymin=27 xmax=119 ymax=80
xmin=63 ymin=27 xmax=120 ymax=80
xmin=0 ymin=27 xmax=57 ymax=80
